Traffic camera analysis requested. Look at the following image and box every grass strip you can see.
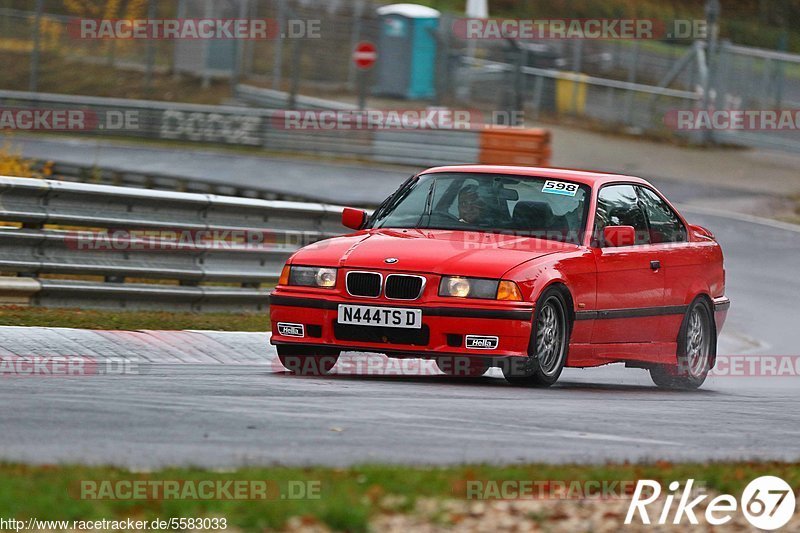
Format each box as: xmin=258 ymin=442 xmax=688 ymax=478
xmin=0 ymin=306 xmax=269 ymax=332
xmin=1 ymin=462 xmax=797 ymax=532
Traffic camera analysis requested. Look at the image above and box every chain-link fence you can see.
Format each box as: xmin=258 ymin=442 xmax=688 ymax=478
xmin=711 ymin=43 xmax=800 ymax=151
xmin=2 ymin=1 xmax=799 ymax=151
xmin=0 ymin=5 xmax=173 ymax=74
xmin=439 ymin=26 xmax=703 ymax=136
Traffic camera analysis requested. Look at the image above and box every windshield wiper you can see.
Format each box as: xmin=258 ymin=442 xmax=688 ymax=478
xmin=415 ymin=179 xmax=437 ymax=228
xmin=371 ymin=176 xmax=417 ymax=227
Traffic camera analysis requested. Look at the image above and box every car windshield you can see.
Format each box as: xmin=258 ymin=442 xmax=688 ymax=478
xmin=369 ymin=172 xmax=590 ymax=244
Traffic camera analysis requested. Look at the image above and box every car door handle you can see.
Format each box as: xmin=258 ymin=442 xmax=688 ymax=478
xmin=650 ymin=260 xmax=661 ymax=271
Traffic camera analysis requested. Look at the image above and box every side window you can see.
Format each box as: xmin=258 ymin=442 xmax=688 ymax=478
xmin=636 ymin=187 xmax=687 ymax=244
xmin=594 ymin=185 xmax=650 ymax=246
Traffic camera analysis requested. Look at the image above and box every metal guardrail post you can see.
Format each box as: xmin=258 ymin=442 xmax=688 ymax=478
xmin=622 ymin=42 xmax=640 ymax=126
xmin=570 ymin=40 xmax=583 ymax=116
xmin=696 ymin=42 xmax=712 ymax=144
xmin=531 ymin=75 xmax=544 ymax=121
xmin=29 ymin=0 xmax=43 ymax=92
xmin=347 ymin=0 xmax=366 ymax=90
xmin=144 ymin=0 xmax=157 ymax=96
xmin=272 ymin=0 xmax=286 ymax=90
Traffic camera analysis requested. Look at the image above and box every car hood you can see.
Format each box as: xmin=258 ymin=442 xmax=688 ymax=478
xmin=290 ymin=229 xmax=578 ymax=278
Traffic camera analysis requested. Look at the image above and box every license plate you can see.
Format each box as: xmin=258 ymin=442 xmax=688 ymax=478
xmin=337 ymin=304 xmax=422 ymax=329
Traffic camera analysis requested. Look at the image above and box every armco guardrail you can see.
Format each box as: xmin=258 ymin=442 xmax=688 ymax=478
xmin=234 ymin=84 xmax=358 ymax=111
xmin=0 ymin=90 xmax=550 ymax=167
xmin=0 ymin=176 xmax=346 ymax=312
xmin=42 ymin=161 xmax=319 ymax=203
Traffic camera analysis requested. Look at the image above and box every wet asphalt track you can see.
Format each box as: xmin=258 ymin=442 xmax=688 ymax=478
xmin=0 ymin=211 xmax=798 ymax=468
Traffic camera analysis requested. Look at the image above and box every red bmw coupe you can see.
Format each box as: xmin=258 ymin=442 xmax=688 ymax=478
xmin=269 ymin=166 xmax=729 ymax=389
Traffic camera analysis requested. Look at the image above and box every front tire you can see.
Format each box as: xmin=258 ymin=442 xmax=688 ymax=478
xmin=502 ymin=287 xmax=570 ymax=388
xmin=277 ymin=345 xmax=340 ymax=376
xmin=650 ymin=298 xmax=715 ymax=390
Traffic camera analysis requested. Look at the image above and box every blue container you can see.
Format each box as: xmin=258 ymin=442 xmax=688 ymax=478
xmin=374 ymin=4 xmax=440 ymax=100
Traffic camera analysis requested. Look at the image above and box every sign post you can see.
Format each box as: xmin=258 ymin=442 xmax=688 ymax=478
xmin=353 ymin=41 xmax=377 ymax=110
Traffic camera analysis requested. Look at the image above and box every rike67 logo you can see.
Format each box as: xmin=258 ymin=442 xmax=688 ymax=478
xmin=626 ymin=476 xmax=796 ymax=530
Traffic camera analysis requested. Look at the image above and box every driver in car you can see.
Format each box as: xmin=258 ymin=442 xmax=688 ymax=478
xmin=457 ymin=184 xmax=492 ymax=225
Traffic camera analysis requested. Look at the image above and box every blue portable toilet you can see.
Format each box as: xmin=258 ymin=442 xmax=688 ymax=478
xmin=374 ymin=4 xmax=440 ymax=100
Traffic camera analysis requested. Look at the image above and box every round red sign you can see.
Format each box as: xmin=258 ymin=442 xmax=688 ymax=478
xmin=353 ymin=41 xmax=377 ymax=70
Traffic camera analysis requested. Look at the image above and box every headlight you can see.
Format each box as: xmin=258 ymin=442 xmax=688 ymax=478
xmin=444 ymin=277 xmax=473 ymax=298
xmin=439 ymin=276 xmax=521 ymax=300
xmin=284 ymin=265 xmax=338 ymax=288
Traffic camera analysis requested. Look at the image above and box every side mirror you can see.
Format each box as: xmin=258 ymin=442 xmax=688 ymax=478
xmin=603 ymin=225 xmax=636 ymax=247
xmin=689 ymin=224 xmax=715 ymax=240
xmin=342 ymin=207 xmax=367 ymax=230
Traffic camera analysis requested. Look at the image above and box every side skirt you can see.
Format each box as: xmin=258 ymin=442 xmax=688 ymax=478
xmin=566 ymin=342 xmax=678 ymax=368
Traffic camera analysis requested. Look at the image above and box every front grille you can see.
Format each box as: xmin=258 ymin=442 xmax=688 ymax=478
xmin=385 ymin=275 xmax=424 ymax=300
xmin=333 ymin=321 xmax=430 ymax=346
xmin=346 ymin=271 xmax=381 ymax=298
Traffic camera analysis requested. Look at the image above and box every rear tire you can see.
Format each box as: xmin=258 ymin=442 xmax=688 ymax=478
xmin=435 ymin=356 xmax=489 ymax=377
xmin=502 ymin=287 xmax=570 ymax=388
xmin=277 ymin=345 xmax=340 ymax=376
xmin=650 ymin=298 xmax=715 ymax=390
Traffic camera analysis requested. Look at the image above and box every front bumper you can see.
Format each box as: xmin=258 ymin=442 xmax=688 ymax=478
xmin=269 ymin=292 xmax=534 ymax=358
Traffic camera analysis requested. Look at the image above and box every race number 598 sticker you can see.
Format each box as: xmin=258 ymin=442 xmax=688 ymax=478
xmin=542 ymin=180 xmax=579 ymax=197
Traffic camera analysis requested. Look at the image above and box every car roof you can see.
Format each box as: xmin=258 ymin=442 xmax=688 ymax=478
xmin=419 ymin=165 xmax=651 ymax=188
